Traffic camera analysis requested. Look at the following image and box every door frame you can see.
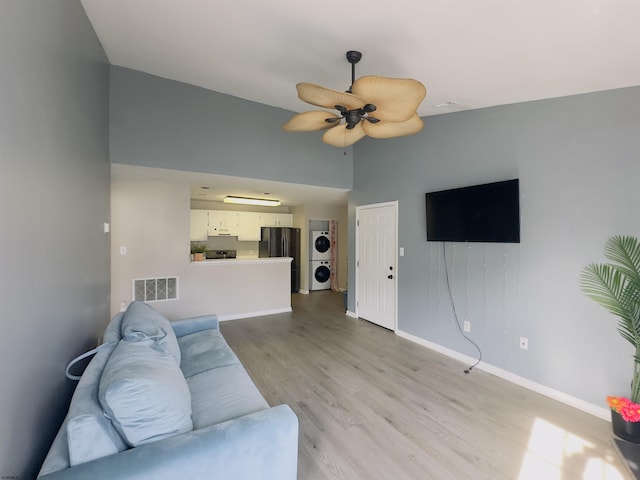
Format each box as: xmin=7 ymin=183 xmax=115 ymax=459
xmin=355 ymin=200 xmax=399 ymax=331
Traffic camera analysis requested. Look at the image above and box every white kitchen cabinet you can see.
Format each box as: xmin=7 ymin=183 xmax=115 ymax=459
xmin=191 ymin=209 xmax=292 ymax=240
xmin=208 ymin=210 xmax=239 ymax=236
xmin=276 ymin=213 xmax=293 ymax=227
xmin=236 ymin=211 xmax=262 ymax=241
xmin=260 ymin=213 xmax=293 ymax=227
xmin=259 ymin=213 xmax=276 ymax=227
xmin=190 ymin=210 xmax=209 ymax=241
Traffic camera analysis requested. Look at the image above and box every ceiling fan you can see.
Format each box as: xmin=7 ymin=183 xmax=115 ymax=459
xmin=282 ymin=50 xmax=426 ymax=148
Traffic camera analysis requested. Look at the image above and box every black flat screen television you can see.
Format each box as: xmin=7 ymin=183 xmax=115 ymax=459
xmin=425 ymin=179 xmax=520 ymax=243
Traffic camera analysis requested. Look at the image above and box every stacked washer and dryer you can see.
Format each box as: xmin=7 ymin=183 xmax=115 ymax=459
xmin=310 ymin=231 xmax=331 ymax=291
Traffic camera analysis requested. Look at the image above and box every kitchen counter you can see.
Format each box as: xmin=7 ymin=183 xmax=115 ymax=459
xmin=191 ymin=257 xmax=293 ymax=266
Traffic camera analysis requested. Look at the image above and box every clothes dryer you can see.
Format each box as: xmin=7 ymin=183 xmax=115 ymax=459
xmin=311 ymin=231 xmax=331 ymax=260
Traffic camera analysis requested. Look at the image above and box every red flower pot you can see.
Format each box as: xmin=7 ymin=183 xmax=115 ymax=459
xmin=612 ymin=410 xmax=640 ymax=444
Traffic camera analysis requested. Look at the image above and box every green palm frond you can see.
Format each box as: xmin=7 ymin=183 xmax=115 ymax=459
xmin=581 ymin=236 xmax=640 ymax=349
xmin=580 ymin=264 xmax=632 ymax=319
xmin=604 ymin=235 xmax=640 ymax=287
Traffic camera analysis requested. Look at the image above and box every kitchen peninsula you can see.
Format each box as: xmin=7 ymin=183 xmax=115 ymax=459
xmin=187 ymin=256 xmax=293 ymax=320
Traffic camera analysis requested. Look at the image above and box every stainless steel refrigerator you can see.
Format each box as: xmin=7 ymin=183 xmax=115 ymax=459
xmin=259 ymin=227 xmax=301 ymax=293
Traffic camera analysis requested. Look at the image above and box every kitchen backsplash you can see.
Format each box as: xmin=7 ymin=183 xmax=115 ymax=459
xmin=193 ymin=236 xmax=259 ymax=257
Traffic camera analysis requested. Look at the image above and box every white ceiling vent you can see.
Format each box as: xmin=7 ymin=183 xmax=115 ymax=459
xmin=133 ymin=277 xmax=178 ymax=303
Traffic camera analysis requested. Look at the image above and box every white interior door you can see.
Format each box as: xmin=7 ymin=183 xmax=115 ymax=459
xmin=356 ymin=202 xmax=397 ymax=330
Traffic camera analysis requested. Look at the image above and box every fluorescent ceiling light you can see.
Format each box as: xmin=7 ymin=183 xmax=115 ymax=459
xmin=224 ymin=196 xmax=281 ymax=207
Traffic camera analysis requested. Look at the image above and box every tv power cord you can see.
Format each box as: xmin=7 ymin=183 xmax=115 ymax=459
xmin=442 ymin=244 xmax=483 ymax=374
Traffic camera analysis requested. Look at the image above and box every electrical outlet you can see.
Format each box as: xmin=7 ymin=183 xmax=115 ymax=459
xmin=520 ymin=337 xmax=528 ymax=350
xmin=463 ymin=321 xmax=471 ymax=333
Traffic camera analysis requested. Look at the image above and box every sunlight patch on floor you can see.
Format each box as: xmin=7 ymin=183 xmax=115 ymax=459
xmin=518 ymin=418 xmax=624 ymax=480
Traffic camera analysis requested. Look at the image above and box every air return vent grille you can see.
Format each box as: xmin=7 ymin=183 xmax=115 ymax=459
xmin=132 ymin=277 xmax=178 ymax=303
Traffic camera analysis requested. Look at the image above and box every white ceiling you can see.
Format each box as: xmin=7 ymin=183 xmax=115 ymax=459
xmin=84 ymin=0 xmax=640 ymax=205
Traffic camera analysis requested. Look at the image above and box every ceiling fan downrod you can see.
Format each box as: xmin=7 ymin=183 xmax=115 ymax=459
xmin=325 ymin=50 xmax=379 ymax=129
xmin=345 ymin=50 xmax=362 ymax=92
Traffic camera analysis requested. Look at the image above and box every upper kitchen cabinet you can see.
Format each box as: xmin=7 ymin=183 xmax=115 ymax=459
xmin=191 ymin=210 xmax=293 ymax=240
xmin=207 ymin=210 xmax=239 ymax=236
xmin=276 ymin=213 xmax=293 ymax=227
xmin=261 ymin=213 xmax=293 ymax=227
xmin=236 ymin=211 xmax=261 ymax=241
xmin=190 ymin=209 xmax=208 ymax=241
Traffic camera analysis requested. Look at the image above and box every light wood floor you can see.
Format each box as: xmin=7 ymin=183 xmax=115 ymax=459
xmin=221 ymin=291 xmax=628 ymax=480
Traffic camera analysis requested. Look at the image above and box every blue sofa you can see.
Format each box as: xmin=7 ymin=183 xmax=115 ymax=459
xmin=37 ymin=302 xmax=299 ymax=480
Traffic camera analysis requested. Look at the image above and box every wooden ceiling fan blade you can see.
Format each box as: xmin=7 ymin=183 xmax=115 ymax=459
xmin=352 ymin=76 xmax=426 ymax=122
xmin=297 ymin=83 xmax=365 ymax=111
xmin=362 ymin=114 xmax=424 ymax=139
xmin=282 ymin=111 xmax=340 ymax=131
xmin=322 ymin=124 xmax=366 ymax=147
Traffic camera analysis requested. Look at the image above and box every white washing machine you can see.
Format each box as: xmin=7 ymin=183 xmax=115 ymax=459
xmin=311 ymin=231 xmax=331 ymax=260
xmin=310 ymin=260 xmax=331 ymax=291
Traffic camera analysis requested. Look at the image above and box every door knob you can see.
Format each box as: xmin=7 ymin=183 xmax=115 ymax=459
xmin=387 ymin=274 xmax=393 ymax=279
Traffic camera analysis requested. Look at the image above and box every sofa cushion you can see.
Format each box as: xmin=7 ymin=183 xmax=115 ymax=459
xmin=66 ymin=337 xmax=128 ymax=466
xmin=171 ymin=314 xmax=219 ymax=338
xmin=37 ymin=420 xmax=71 ymax=477
xmin=188 ymin=364 xmax=269 ymax=429
xmin=99 ymin=337 xmax=193 ymax=447
xmin=177 ymin=329 xmax=240 ymax=378
xmin=121 ymin=301 xmax=181 ymax=366
xmin=62 ymin=313 xmax=128 ymax=467
xmin=67 ymin=412 xmax=129 ymax=466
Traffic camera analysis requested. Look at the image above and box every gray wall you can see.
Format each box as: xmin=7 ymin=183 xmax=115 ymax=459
xmin=110 ymin=67 xmax=353 ymax=190
xmin=0 ymin=2 xmax=110 ymax=478
xmin=348 ymin=86 xmax=640 ymax=408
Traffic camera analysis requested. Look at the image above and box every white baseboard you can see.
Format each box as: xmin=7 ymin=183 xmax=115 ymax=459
xmin=345 ymin=310 xmax=357 ymax=318
xmin=395 ymin=329 xmax=610 ymax=421
xmin=218 ymin=307 xmax=292 ymax=322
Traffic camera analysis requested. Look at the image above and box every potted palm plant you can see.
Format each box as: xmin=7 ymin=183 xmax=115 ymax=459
xmin=580 ymin=235 xmax=640 ymax=443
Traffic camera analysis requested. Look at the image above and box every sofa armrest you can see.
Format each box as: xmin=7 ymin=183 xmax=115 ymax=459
xmin=38 ymin=405 xmax=298 ymax=480
xmin=170 ymin=314 xmax=218 ymax=337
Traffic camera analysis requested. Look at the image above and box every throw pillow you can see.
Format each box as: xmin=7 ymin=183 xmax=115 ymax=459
xmin=121 ymin=301 xmax=181 ymax=366
xmin=99 ymin=337 xmax=193 ymax=447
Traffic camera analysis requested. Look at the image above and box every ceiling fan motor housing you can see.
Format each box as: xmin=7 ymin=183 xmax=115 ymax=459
xmin=331 ymin=102 xmax=378 ymax=129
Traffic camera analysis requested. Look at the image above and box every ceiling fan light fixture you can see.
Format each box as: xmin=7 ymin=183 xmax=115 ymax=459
xmin=224 ymin=196 xmax=281 ymax=207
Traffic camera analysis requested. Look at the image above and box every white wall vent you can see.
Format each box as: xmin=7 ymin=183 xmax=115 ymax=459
xmin=132 ymin=276 xmax=178 ymax=303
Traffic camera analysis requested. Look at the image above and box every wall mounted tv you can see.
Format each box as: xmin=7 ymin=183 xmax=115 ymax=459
xmin=425 ymin=179 xmax=520 ymax=243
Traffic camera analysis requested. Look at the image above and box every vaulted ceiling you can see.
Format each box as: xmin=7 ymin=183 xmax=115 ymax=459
xmin=82 ymin=0 xmax=640 ymax=117
xmin=83 ymin=0 xmax=640 ymax=206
